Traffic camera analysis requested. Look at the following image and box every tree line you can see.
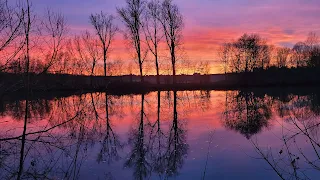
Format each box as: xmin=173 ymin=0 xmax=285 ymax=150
xmin=0 ymin=0 xmax=188 ymax=83
xmin=219 ymin=32 xmax=320 ymax=73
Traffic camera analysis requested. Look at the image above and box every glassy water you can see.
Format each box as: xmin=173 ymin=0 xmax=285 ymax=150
xmin=1 ymin=89 xmax=320 ymax=180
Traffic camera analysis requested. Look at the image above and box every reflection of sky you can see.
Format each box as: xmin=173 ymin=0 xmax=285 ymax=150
xmin=1 ymin=91 xmax=320 ymax=179
xmin=31 ymin=0 xmax=320 ymax=62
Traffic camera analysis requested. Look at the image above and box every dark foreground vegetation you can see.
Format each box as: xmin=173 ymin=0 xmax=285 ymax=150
xmin=2 ymin=66 xmax=320 ymax=100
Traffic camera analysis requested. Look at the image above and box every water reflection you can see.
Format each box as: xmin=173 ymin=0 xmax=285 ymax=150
xmin=246 ymin=90 xmax=320 ymax=180
xmin=124 ymin=91 xmax=188 ymax=180
xmin=97 ymin=93 xmax=123 ymax=164
xmin=251 ymin=95 xmax=320 ymax=179
xmin=1 ymin=89 xmax=320 ymax=179
xmin=125 ymin=94 xmax=151 ymax=179
xmin=223 ymin=91 xmax=272 ymax=139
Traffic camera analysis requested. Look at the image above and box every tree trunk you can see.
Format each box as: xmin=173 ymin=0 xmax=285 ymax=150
xmin=171 ymin=40 xmax=176 ymax=84
xmin=139 ymin=61 xmax=144 ymax=82
xmin=155 ymin=53 xmax=159 ymax=84
xmin=91 ymin=61 xmax=96 ymax=86
xmin=18 ymin=1 xmax=31 ymax=179
xmin=155 ymin=27 xmax=160 ymax=84
xmin=138 ymin=48 xmax=144 ymax=82
xmin=103 ymin=47 xmax=107 ymax=77
xmin=92 ymin=61 xmax=96 ymax=76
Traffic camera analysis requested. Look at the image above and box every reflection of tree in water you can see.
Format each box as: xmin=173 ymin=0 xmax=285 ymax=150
xmin=0 ymin=93 xmax=123 ymax=179
xmin=222 ymin=90 xmax=320 ymax=179
xmin=0 ymin=94 xmax=97 ymax=179
xmin=249 ymin=92 xmax=320 ymax=179
xmin=268 ymin=90 xmax=320 ymax=120
xmin=0 ymin=91 xmax=190 ymax=179
xmin=252 ymin=109 xmax=320 ymax=179
xmin=173 ymin=90 xmax=212 ymax=119
xmin=0 ymin=99 xmax=51 ymax=121
xmin=164 ymin=91 xmax=188 ymax=177
xmin=274 ymin=93 xmax=320 ymax=131
xmin=148 ymin=91 xmax=167 ymax=177
xmin=125 ymin=91 xmax=189 ymax=179
xmin=97 ymin=92 xmax=123 ymax=164
xmin=0 ymin=116 xmax=90 ymax=179
xmin=308 ymin=93 xmax=320 ymax=116
xmin=125 ymin=94 xmax=152 ymax=180
xmin=197 ymin=90 xmax=211 ymax=112
xmin=223 ymin=91 xmax=272 ymax=139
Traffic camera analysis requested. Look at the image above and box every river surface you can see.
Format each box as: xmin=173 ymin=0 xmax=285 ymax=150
xmin=1 ymin=89 xmax=320 ymax=180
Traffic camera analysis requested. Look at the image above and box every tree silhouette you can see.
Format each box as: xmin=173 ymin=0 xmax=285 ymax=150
xmin=219 ymin=33 xmax=271 ymax=73
xmin=117 ymin=0 xmax=147 ymax=82
xmin=82 ymin=31 xmax=101 ymax=76
xmin=291 ymin=42 xmax=308 ymax=67
xmin=144 ymin=0 xmax=162 ymax=84
xmin=90 ymin=12 xmax=118 ymax=77
xmin=17 ymin=0 xmax=31 ymax=178
xmin=159 ymin=0 xmax=183 ymax=83
xmin=276 ymin=47 xmax=290 ymax=68
xmin=0 ymin=0 xmax=24 ymax=72
xmin=41 ymin=9 xmax=67 ymax=73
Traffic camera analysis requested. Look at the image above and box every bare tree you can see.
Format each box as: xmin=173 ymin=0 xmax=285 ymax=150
xmin=276 ymin=47 xmax=290 ymax=68
xmin=144 ymin=0 xmax=162 ymax=83
xmin=291 ymin=42 xmax=308 ymax=68
xmin=17 ymin=0 xmax=31 ymax=179
xmin=234 ymin=34 xmax=261 ymax=72
xmin=305 ymin=32 xmax=320 ymax=68
xmin=159 ymin=0 xmax=183 ymax=83
xmin=82 ymin=31 xmax=101 ymax=76
xmin=218 ymin=43 xmax=232 ymax=74
xmin=117 ymin=0 xmax=146 ymax=82
xmin=305 ymin=32 xmax=319 ymax=51
xmin=67 ymin=35 xmax=90 ymax=75
xmin=41 ymin=9 xmax=67 ymax=73
xmin=199 ymin=60 xmax=210 ymax=74
xmin=90 ymin=12 xmax=117 ymax=77
xmin=0 ymin=0 xmax=24 ymax=71
xmin=107 ymin=58 xmax=124 ymax=76
xmin=219 ymin=34 xmax=271 ymax=73
xmin=257 ymin=41 xmax=271 ymax=70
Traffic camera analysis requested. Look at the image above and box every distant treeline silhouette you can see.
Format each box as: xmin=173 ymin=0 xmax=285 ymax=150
xmin=219 ymin=32 xmax=320 ymax=73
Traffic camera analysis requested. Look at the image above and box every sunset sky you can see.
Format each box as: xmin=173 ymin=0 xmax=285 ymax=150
xmin=31 ymin=0 xmax=320 ymax=73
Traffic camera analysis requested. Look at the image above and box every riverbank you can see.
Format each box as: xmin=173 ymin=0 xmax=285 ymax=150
xmin=1 ymin=67 xmax=320 ymax=96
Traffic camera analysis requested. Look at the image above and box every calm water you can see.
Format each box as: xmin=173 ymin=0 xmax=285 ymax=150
xmin=1 ymin=89 xmax=320 ymax=180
